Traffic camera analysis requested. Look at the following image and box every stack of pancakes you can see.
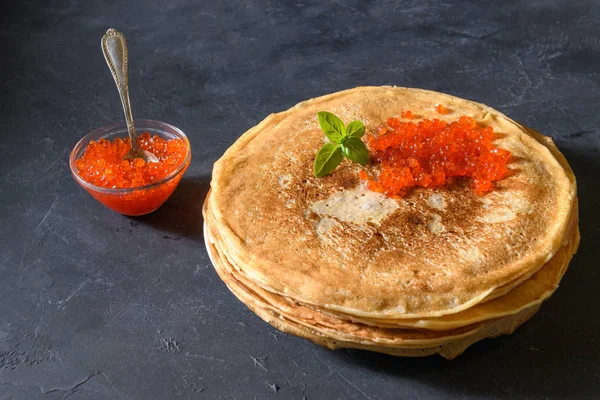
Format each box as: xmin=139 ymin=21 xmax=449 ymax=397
xmin=203 ymin=87 xmax=579 ymax=359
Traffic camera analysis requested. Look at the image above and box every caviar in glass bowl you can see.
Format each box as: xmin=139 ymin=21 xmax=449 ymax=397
xmin=70 ymin=120 xmax=191 ymax=216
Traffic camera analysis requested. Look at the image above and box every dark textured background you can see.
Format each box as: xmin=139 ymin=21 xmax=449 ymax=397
xmin=1 ymin=0 xmax=599 ymax=398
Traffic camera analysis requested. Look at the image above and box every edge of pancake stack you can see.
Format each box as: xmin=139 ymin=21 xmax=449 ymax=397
xmin=203 ymin=86 xmax=580 ymax=359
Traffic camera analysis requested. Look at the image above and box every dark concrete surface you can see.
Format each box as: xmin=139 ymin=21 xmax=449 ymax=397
xmin=1 ymin=0 xmax=599 ymax=398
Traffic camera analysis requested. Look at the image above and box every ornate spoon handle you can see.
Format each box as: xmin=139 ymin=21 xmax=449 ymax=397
xmin=102 ymin=29 xmax=137 ymax=143
xmin=101 ymin=28 xmax=159 ymax=163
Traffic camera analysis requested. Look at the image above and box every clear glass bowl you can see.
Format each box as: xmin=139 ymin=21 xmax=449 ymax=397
xmin=69 ymin=119 xmax=191 ymax=216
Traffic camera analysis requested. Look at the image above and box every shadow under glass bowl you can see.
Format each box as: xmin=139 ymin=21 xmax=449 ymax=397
xmin=69 ymin=119 xmax=191 ymax=216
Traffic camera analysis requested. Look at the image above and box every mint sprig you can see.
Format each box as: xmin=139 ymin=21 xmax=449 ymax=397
xmin=313 ymin=111 xmax=368 ymax=177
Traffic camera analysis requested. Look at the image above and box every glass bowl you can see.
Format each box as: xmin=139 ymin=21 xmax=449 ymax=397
xmin=69 ymin=119 xmax=191 ymax=216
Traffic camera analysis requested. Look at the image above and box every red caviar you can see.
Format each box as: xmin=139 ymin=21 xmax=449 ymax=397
xmin=76 ymin=132 xmax=187 ymax=188
xmin=75 ymin=133 xmax=189 ymax=215
xmin=401 ymin=110 xmax=414 ymax=119
xmin=362 ymin=114 xmax=511 ymax=197
xmin=435 ymin=104 xmax=449 ymax=114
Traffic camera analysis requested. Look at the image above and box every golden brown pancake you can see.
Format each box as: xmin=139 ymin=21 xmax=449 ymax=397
xmin=206 ymin=86 xmax=577 ymax=320
xmin=205 ymin=219 xmax=570 ymax=358
xmin=206 ymin=212 xmax=578 ymax=333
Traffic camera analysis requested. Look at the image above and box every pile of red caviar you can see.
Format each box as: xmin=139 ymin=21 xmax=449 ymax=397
xmin=76 ymin=133 xmax=187 ymax=189
xmin=360 ymin=112 xmax=511 ymax=197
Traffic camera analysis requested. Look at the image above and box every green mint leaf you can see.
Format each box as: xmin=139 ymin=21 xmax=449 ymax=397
xmin=346 ymin=121 xmax=365 ymax=138
xmin=340 ymin=137 xmax=369 ymax=165
xmin=314 ymin=143 xmax=343 ymax=177
xmin=317 ymin=111 xmax=346 ymax=144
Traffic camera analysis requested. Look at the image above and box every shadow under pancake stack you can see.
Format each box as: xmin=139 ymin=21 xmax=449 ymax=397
xmin=203 ymin=87 xmax=579 ymax=359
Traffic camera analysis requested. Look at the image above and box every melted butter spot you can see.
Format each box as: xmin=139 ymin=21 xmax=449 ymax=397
xmin=457 ymin=246 xmax=483 ymax=263
xmin=479 ymin=206 xmax=515 ymax=223
xmin=508 ymin=197 xmax=532 ymax=214
xmin=310 ymin=184 xmax=399 ymax=225
xmin=315 ymin=217 xmax=340 ymax=237
xmin=427 ymin=193 xmax=447 ymax=211
xmin=279 ymin=174 xmax=291 ymax=189
xmin=479 ymin=193 xmax=532 ymax=223
xmin=428 ymin=214 xmax=445 ymax=234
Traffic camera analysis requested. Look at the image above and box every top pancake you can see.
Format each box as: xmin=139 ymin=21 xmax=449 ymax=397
xmin=207 ymin=86 xmax=576 ymax=319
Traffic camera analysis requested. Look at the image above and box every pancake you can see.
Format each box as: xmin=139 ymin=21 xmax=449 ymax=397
xmin=207 ymin=86 xmax=576 ymax=320
xmin=205 ymin=193 xmax=578 ymax=332
xmin=205 ymin=220 xmax=553 ymax=358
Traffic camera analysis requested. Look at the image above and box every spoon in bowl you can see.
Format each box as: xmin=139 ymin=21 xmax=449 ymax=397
xmin=101 ymin=28 xmax=158 ymax=163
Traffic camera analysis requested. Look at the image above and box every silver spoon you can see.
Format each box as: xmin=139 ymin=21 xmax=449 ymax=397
xmin=101 ymin=28 xmax=158 ymax=163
